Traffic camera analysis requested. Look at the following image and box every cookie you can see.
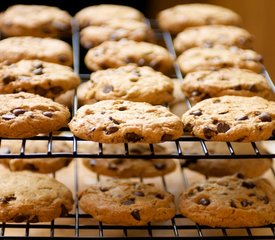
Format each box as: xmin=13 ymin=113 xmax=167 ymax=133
xmin=181 ymin=95 xmax=275 ymax=142
xmin=181 ymin=68 xmax=274 ymax=103
xmin=0 ymin=37 xmax=73 ymax=66
xmin=80 ymin=19 xmax=155 ymax=49
xmin=79 ymin=180 xmax=176 ymax=225
xmin=157 ymin=3 xmax=242 ymax=34
xmin=82 ymin=143 xmax=176 ymax=178
xmin=0 ymin=92 xmax=70 ymax=138
xmin=0 ymin=60 xmax=80 ymax=98
xmin=177 ymin=47 xmax=263 ymax=74
xmin=0 ymin=171 xmax=73 ymax=223
xmin=0 ymin=5 xmax=72 ymax=38
xmin=174 ymin=25 xmax=253 ymax=53
xmin=75 ymin=4 xmax=145 ymax=29
xmin=84 ymin=40 xmax=174 ymax=73
xmin=179 ymin=174 xmax=275 ymax=227
xmin=84 ymin=65 xmax=174 ymax=105
xmin=0 ymin=138 xmax=73 ymax=173
xmin=180 ymin=142 xmax=272 ymax=177
xmin=69 ymin=100 xmax=183 ymax=143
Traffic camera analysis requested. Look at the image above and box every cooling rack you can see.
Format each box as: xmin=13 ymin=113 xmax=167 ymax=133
xmin=0 ymin=18 xmax=275 ymax=239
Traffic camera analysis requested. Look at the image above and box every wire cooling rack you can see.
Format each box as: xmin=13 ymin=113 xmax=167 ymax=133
xmin=0 ymin=19 xmax=275 ymax=239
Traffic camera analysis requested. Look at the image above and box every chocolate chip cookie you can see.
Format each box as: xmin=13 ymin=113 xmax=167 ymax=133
xmin=0 ymin=37 xmax=73 ymax=66
xmin=79 ymin=180 xmax=176 ymax=225
xmin=157 ymin=3 xmax=242 ymax=34
xmin=0 ymin=4 xmax=72 ymax=38
xmin=0 ymin=171 xmax=73 ymax=223
xmin=80 ymin=19 xmax=155 ymax=49
xmin=75 ymin=4 xmax=145 ymax=29
xmin=180 ymin=142 xmax=272 ymax=177
xmin=177 ymin=47 xmax=263 ymax=74
xmin=0 ymin=92 xmax=70 ymax=138
xmin=181 ymin=68 xmax=274 ymax=103
xmin=69 ymin=100 xmax=183 ymax=143
xmin=174 ymin=25 xmax=253 ymax=53
xmin=0 ymin=138 xmax=73 ymax=173
xmin=181 ymin=95 xmax=275 ymax=142
xmin=179 ymin=174 xmax=275 ymax=227
xmin=84 ymin=65 xmax=174 ymax=105
xmin=84 ymin=40 xmax=174 ymax=73
xmin=82 ymin=142 xmax=176 ymax=178
xmin=0 ymin=60 xmax=80 ymax=98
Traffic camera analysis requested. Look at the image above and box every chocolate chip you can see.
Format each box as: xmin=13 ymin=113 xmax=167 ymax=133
xmin=154 ymin=162 xmax=166 ymax=170
xmin=203 ymin=126 xmax=216 ymax=139
xmin=233 ymin=85 xmax=241 ymax=90
xmin=29 ymin=215 xmax=39 ymax=223
xmin=258 ymin=195 xmax=269 ymax=204
xmin=2 ymin=114 xmax=16 ymax=120
xmin=217 ymin=122 xmax=230 ymax=133
xmin=58 ymin=55 xmax=68 ymax=64
xmin=32 ymin=68 xmax=43 ymax=75
xmin=50 ymin=86 xmax=63 ymax=94
xmin=248 ymin=84 xmax=258 ymax=92
xmin=34 ymin=86 xmax=47 ymax=96
xmin=60 ymin=204 xmax=68 ymax=217
xmin=236 ymin=115 xmax=248 ymax=121
xmin=230 ymin=200 xmax=237 ymax=208
xmin=122 ymin=198 xmax=135 ymax=205
xmin=183 ymin=123 xmax=193 ymax=133
xmin=125 ymin=56 xmax=135 ymax=63
xmin=131 ymin=209 xmax=141 ymax=221
xmin=0 ymin=194 xmax=16 ymax=204
xmin=241 ymin=200 xmax=253 ymax=207
xmin=241 ymin=181 xmax=256 ymax=189
xmin=190 ymin=110 xmax=202 ymax=116
xmin=149 ymin=60 xmax=161 ymax=70
xmin=99 ymin=187 xmax=109 ymax=192
xmin=272 ymin=130 xmax=275 ymax=136
xmin=133 ymin=191 xmax=145 ymax=197
xmin=191 ymin=91 xmax=201 ymax=97
xmin=155 ymin=193 xmax=164 ymax=199
xmin=13 ymin=215 xmax=27 ymax=223
xmin=109 ymin=116 xmax=120 ymax=125
xmin=12 ymin=108 xmax=26 ymax=116
xmin=33 ymin=62 xmax=43 ymax=69
xmin=124 ymin=133 xmax=142 ymax=142
xmin=108 ymin=163 xmax=118 ymax=170
xmin=24 ymin=163 xmax=39 ymax=171
xmin=196 ymin=186 xmax=204 ymax=192
xmin=103 ymin=85 xmax=113 ymax=93
xmin=43 ymin=111 xmax=53 ymax=118
xmin=118 ymin=106 xmax=127 ymax=111
xmin=199 ymin=198 xmax=210 ymax=206
xmin=218 ymin=111 xmax=229 ymax=115
xmin=137 ymin=58 xmax=145 ymax=66
xmin=161 ymin=134 xmax=173 ymax=141
xmin=259 ymin=112 xmax=272 ymax=122
xmin=106 ymin=126 xmax=119 ymax=135
xmin=236 ymin=173 xmax=244 ymax=179
xmin=212 ymin=119 xmax=218 ymax=124
xmin=2 ymin=74 xmax=15 ymax=84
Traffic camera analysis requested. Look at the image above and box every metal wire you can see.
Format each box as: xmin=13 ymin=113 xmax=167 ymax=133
xmin=0 ymin=19 xmax=274 ymax=239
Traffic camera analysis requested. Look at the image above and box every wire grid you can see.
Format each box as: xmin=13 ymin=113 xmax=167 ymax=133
xmin=0 ymin=19 xmax=275 ymax=239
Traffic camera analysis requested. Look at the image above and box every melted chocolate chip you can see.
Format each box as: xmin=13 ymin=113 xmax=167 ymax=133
xmin=43 ymin=111 xmax=53 ymax=118
xmin=24 ymin=163 xmax=39 ymax=171
xmin=154 ymin=162 xmax=166 ymax=170
xmin=103 ymin=85 xmax=113 ymax=93
xmin=99 ymin=187 xmax=109 ymax=192
xmin=60 ymin=204 xmax=69 ymax=217
xmin=190 ymin=110 xmax=202 ymax=116
xmin=50 ymin=86 xmax=63 ymax=94
xmin=2 ymin=74 xmax=15 ymax=84
xmin=199 ymin=198 xmax=210 ymax=206
xmin=124 ymin=133 xmax=142 ymax=142
xmin=241 ymin=200 xmax=253 ymax=207
xmin=2 ymin=114 xmax=16 ymax=120
xmin=13 ymin=215 xmax=27 ymax=223
xmin=122 ymin=198 xmax=135 ymax=205
xmin=236 ymin=115 xmax=248 ymax=121
xmin=118 ymin=106 xmax=127 ymax=111
xmin=233 ymin=85 xmax=241 ymax=90
xmin=106 ymin=126 xmax=119 ymax=135
xmin=203 ymin=126 xmax=216 ymax=139
xmin=161 ymin=134 xmax=173 ymax=141
xmin=125 ymin=56 xmax=135 ymax=63
xmin=196 ymin=186 xmax=204 ymax=192
xmin=32 ymin=68 xmax=43 ymax=75
xmin=241 ymin=181 xmax=256 ymax=189
xmin=109 ymin=116 xmax=120 ymax=125
xmin=34 ymin=86 xmax=47 ymax=96
xmin=236 ymin=173 xmax=245 ymax=179
xmin=133 ymin=191 xmax=145 ymax=197
xmin=0 ymin=194 xmax=16 ymax=204
xmin=258 ymin=195 xmax=269 ymax=204
xmin=248 ymin=84 xmax=258 ymax=92
xmin=58 ymin=55 xmax=68 ymax=64
xmin=155 ymin=193 xmax=164 ymax=199
xmin=259 ymin=112 xmax=272 ymax=122
xmin=131 ymin=209 xmax=141 ymax=221
xmin=230 ymin=200 xmax=237 ymax=208
xmin=149 ymin=60 xmax=160 ymax=70
xmin=12 ymin=108 xmax=26 ymax=116
xmin=217 ymin=122 xmax=230 ymax=133
xmin=183 ymin=123 xmax=193 ymax=133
